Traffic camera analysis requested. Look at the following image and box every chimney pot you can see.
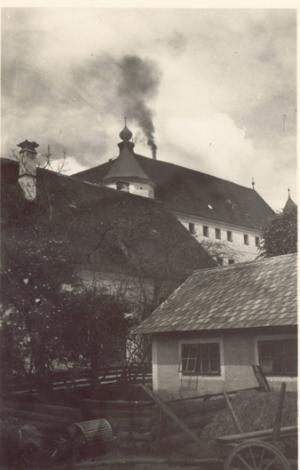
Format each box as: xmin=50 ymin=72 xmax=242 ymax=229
xmin=17 ymin=140 xmax=39 ymax=201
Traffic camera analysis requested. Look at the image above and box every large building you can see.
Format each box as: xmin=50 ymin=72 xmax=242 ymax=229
xmin=1 ymin=146 xmax=214 ymax=315
xmin=74 ymin=125 xmax=275 ymax=265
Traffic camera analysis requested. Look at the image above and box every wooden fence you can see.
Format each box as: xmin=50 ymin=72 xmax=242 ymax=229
xmin=4 ymin=363 xmax=152 ymax=395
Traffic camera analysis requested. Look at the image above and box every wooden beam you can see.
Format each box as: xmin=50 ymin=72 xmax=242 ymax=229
xmin=217 ymin=425 xmax=297 ymax=443
xmin=252 ymin=365 xmax=271 ymax=392
xmin=272 ymin=382 xmax=286 ymax=442
xmin=223 ymin=391 xmax=243 ymax=433
xmin=138 ymin=384 xmax=202 ymax=445
xmin=56 ymin=456 xmax=222 ymax=469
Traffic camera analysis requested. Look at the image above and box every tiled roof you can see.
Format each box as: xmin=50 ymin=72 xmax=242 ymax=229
xmin=74 ymin=153 xmax=275 ymax=230
xmin=1 ymin=158 xmax=215 ymax=279
xmin=135 ymin=253 xmax=297 ymax=333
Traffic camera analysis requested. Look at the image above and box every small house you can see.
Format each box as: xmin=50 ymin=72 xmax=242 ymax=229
xmin=135 ymin=253 xmax=297 ymax=397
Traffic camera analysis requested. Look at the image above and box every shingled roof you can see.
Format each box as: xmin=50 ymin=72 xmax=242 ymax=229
xmin=74 ymin=153 xmax=275 ymax=230
xmin=135 ymin=253 xmax=297 ymax=334
xmin=1 ymin=158 xmax=215 ymax=279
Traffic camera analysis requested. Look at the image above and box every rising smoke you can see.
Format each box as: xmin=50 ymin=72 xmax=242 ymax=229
xmin=118 ymin=55 xmax=161 ymax=156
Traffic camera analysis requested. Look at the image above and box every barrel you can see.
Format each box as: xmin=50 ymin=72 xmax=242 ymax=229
xmin=68 ymin=419 xmax=114 ymax=446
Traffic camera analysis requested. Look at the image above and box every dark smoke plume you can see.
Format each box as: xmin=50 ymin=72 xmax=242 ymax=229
xmin=118 ymin=55 xmax=161 ymax=156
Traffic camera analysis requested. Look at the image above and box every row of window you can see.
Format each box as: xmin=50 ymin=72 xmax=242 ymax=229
xmin=181 ymin=339 xmax=297 ymax=377
xmin=188 ymin=223 xmax=260 ymax=247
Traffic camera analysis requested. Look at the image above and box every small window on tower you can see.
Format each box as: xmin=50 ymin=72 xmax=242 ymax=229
xmin=116 ymin=181 xmax=129 ymax=192
xmin=203 ymin=225 xmax=209 ymax=237
xmin=244 ymin=234 xmax=249 ymax=245
xmin=189 ymin=223 xmax=196 ymax=234
xmin=215 ymin=228 xmax=221 ymax=240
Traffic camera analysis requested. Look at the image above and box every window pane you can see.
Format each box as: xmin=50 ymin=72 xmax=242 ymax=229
xmin=182 ymin=343 xmax=221 ymax=376
xmin=203 ymin=225 xmax=209 ymax=237
xmin=198 ymin=343 xmax=220 ymax=375
xmin=189 ymin=223 xmax=195 ymax=234
xmin=182 ymin=344 xmax=198 ymax=375
xmin=258 ymin=339 xmax=297 ymax=377
xmin=227 ymin=231 xmax=233 ymax=242
xmin=215 ymin=228 xmax=221 ymax=240
xmin=244 ymin=234 xmax=249 ymax=245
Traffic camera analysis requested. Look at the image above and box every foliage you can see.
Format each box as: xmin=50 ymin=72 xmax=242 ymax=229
xmin=60 ymin=289 xmax=129 ymax=381
xmin=1 ymin=164 xmax=211 ymax=385
xmin=261 ymin=207 xmax=297 ymax=257
xmin=0 ymin=187 xmax=129 ymax=385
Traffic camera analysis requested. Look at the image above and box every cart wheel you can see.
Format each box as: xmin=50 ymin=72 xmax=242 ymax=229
xmin=223 ymin=439 xmax=291 ymax=470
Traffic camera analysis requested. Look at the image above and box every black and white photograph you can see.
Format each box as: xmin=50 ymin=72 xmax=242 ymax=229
xmin=0 ymin=5 xmax=297 ymax=469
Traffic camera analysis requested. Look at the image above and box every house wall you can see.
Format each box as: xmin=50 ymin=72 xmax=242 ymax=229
xmin=152 ymin=330 xmax=297 ymax=398
xmin=176 ymin=213 xmax=260 ymax=264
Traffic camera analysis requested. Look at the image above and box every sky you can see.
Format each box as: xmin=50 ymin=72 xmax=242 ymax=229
xmin=1 ymin=7 xmax=297 ymax=210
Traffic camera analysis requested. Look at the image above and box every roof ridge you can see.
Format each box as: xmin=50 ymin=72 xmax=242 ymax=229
xmin=135 ymin=154 xmax=258 ymax=193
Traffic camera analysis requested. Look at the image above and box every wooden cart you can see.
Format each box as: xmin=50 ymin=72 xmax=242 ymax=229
xmin=217 ymin=425 xmax=297 ymax=470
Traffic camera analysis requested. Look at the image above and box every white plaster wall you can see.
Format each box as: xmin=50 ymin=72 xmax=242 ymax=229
xmin=177 ymin=214 xmax=261 ymax=264
xmin=104 ymin=181 xmax=154 ymax=198
xmin=130 ymin=182 xmax=154 ymax=198
xmin=153 ymin=331 xmax=297 ymax=398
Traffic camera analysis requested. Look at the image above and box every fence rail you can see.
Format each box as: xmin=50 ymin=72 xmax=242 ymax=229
xmin=4 ymin=363 xmax=152 ymax=395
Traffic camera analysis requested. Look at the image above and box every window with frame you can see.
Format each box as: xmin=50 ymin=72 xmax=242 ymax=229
xmin=203 ymin=225 xmax=209 ymax=237
xmin=189 ymin=223 xmax=196 ymax=234
xmin=227 ymin=230 xmax=233 ymax=242
xmin=258 ymin=339 xmax=297 ymax=377
xmin=255 ymin=236 xmax=260 ymax=247
xmin=181 ymin=342 xmax=221 ymax=376
xmin=244 ymin=234 xmax=249 ymax=245
xmin=228 ymin=259 xmax=235 ymax=265
xmin=215 ymin=228 xmax=221 ymax=240
xmin=116 ymin=181 xmax=129 ymax=191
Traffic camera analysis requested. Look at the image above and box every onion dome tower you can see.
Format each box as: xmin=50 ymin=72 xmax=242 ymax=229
xmin=103 ymin=122 xmax=154 ymax=198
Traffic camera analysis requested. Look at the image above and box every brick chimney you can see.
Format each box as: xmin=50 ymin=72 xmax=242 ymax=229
xmin=17 ymin=140 xmax=39 ymax=201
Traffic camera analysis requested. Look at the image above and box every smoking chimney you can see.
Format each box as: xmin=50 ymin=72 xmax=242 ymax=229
xmin=152 ymin=143 xmax=157 ymax=160
xmin=148 ymin=140 xmax=157 ymax=160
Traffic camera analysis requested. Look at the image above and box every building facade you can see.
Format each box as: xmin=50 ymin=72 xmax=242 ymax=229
xmin=74 ymin=125 xmax=275 ymax=266
xmin=135 ymin=254 xmax=297 ymax=397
